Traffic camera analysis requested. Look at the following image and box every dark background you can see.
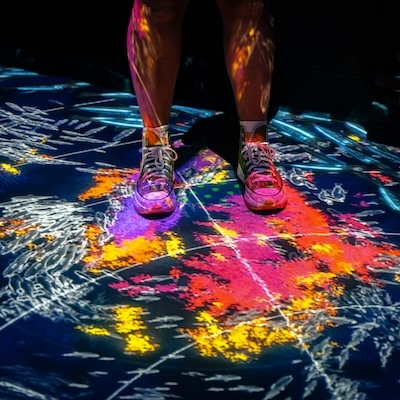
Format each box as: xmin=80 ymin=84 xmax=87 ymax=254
xmin=0 ymin=1 xmax=399 ymax=144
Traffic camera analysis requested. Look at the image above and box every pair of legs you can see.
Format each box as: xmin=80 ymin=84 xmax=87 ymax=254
xmin=127 ymin=0 xmax=287 ymax=215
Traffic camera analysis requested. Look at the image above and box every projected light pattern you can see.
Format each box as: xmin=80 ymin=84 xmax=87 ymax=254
xmin=1 ymin=66 xmax=400 ymax=400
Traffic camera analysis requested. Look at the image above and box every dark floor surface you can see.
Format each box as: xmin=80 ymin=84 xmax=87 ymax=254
xmin=0 ymin=65 xmax=400 ymax=400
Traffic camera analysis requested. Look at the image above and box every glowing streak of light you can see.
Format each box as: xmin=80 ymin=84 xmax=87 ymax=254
xmin=291 ymin=163 xmax=344 ymax=171
xmin=345 ymin=121 xmax=367 ymax=135
xmin=16 ymin=82 xmax=90 ymax=91
xmin=272 ymin=119 xmax=316 ymax=139
xmin=379 ymin=187 xmax=400 ymax=211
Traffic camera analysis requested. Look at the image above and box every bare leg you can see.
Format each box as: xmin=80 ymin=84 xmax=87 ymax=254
xmin=216 ymin=0 xmax=287 ymax=212
xmin=127 ymin=0 xmax=189 ymax=215
xmin=216 ymin=0 xmax=275 ymax=124
xmin=127 ymin=0 xmax=189 ymax=130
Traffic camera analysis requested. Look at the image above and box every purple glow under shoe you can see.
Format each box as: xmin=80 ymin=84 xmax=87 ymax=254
xmin=237 ymin=141 xmax=287 ymax=212
xmin=134 ymin=145 xmax=178 ymax=215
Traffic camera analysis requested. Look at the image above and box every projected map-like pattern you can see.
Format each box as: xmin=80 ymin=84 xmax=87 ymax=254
xmin=1 ymin=66 xmax=400 ymax=400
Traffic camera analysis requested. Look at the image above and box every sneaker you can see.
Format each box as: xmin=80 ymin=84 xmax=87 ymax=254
xmin=134 ymin=144 xmax=178 ymax=215
xmin=237 ymin=141 xmax=287 ymax=212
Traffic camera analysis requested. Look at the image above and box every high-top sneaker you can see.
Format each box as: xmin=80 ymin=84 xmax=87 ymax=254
xmin=237 ymin=122 xmax=287 ymax=212
xmin=134 ymin=125 xmax=178 ymax=215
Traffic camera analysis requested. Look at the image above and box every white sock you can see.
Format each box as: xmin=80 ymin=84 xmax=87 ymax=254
xmin=143 ymin=124 xmax=170 ymax=146
xmin=239 ymin=120 xmax=268 ymax=142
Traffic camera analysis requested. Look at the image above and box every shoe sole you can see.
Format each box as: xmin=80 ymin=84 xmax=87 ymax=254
xmin=133 ymin=188 xmax=176 ymax=216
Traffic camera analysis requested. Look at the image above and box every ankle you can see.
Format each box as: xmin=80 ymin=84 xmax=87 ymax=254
xmin=239 ymin=120 xmax=268 ymax=143
xmin=142 ymin=124 xmax=170 ymax=147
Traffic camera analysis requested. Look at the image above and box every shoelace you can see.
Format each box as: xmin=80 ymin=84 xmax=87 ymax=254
xmin=240 ymin=142 xmax=279 ymax=184
xmin=140 ymin=145 xmax=178 ymax=184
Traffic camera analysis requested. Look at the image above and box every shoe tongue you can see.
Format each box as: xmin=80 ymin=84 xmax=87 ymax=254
xmin=143 ymin=126 xmax=170 ymax=146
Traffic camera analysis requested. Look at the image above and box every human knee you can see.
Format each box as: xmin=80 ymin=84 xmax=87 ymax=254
xmin=140 ymin=0 xmax=187 ymax=25
xmin=217 ymin=0 xmax=269 ymax=19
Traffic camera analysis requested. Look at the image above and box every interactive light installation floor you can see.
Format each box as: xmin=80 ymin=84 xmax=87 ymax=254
xmin=0 ymin=66 xmax=400 ymax=400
